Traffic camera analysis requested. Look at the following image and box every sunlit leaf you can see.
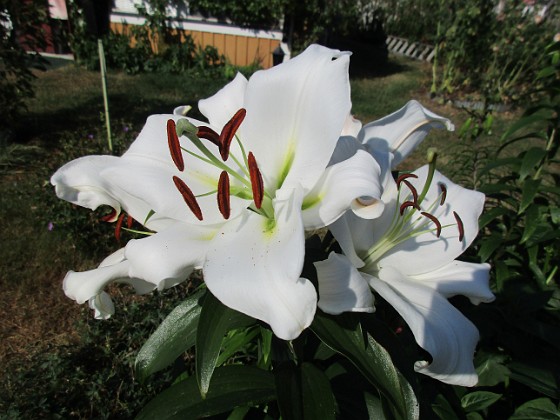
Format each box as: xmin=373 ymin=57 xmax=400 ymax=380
xmin=136 ymin=365 xmax=276 ymax=420
xmin=196 ymin=291 xmax=255 ymax=397
xmin=519 ymin=179 xmax=541 ymax=214
xmin=135 ymin=289 xmax=205 ymax=382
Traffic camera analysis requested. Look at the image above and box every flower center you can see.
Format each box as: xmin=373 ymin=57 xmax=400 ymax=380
xmin=166 ymin=109 xmax=270 ymax=221
xmin=361 ymin=153 xmax=465 ymax=272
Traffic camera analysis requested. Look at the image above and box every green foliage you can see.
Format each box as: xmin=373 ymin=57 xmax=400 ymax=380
xmin=0 ymin=286 xmax=193 ymax=419
xmin=433 ymin=41 xmax=560 ymax=418
xmin=189 ymin=0 xmax=286 ymax=29
xmin=0 ymin=0 xmax=47 ymax=130
xmin=67 ymin=0 xmax=225 ymax=75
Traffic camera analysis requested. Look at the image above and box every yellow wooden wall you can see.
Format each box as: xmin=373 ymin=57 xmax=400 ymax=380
xmin=111 ymin=22 xmax=280 ymax=68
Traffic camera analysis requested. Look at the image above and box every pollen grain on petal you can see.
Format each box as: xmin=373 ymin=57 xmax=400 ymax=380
xmin=439 ymin=182 xmax=447 ymax=205
xmin=453 ymin=211 xmax=465 ymax=241
xmin=173 ymin=175 xmax=203 ymax=221
xmin=197 ymin=126 xmax=221 ymax=147
xmin=219 ymin=108 xmax=246 ymax=161
xmin=167 ymin=119 xmax=185 ymax=171
xmin=248 ymin=152 xmax=264 ymax=209
xmin=217 ymin=171 xmax=231 ymax=219
xmin=421 ymin=211 xmax=442 ymax=237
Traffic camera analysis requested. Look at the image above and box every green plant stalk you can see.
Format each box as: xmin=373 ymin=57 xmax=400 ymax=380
xmin=98 ymin=39 xmax=113 ymax=153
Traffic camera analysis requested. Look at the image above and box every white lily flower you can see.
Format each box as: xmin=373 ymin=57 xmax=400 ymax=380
xmin=315 ymin=163 xmax=495 ymax=386
xmin=51 ymin=44 xmax=383 ymax=340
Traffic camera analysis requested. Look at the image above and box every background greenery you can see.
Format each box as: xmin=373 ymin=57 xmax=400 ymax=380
xmin=0 ymin=0 xmax=559 ymax=417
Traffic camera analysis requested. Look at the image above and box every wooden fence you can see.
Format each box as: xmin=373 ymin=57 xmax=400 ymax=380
xmin=110 ymin=7 xmax=283 ymax=69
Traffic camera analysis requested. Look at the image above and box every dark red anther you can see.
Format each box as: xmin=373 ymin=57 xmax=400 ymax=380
xmin=421 ymin=211 xmax=442 ymax=238
xmin=439 ymin=182 xmax=447 ymax=205
xmin=396 ymin=173 xmax=418 ymax=189
xmin=101 ymin=209 xmax=118 ymax=222
xmin=219 ymin=108 xmax=246 ymax=161
xmin=173 ymin=176 xmax=203 ymax=221
xmin=115 ymin=213 xmax=125 ymax=241
xmin=126 ymin=215 xmax=134 ymax=229
xmin=167 ymin=119 xmax=184 ymax=172
xmin=248 ymin=152 xmax=264 ymax=209
xmin=399 ymin=200 xmax=417 ymax=215
xmin=453 ymin=211 xmax=464 ymax=241
xmin=217 ymin=171 xmax=231 ymax=219
xmin=402 ymin=180 xmax=419 ymax=206
xmin=197 ymin=126 xmax=221 ymax=147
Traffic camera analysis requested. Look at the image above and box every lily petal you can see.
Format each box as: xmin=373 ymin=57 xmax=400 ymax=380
xmin=51 ymin=155 xmax=172 ymax=231
xmin=242 ymin=44 xmax=352 ymax=192
xmin=369 ymin=266 xmax=480 ymax=386
xmin=412 ymin=261 xmax=494 ymax=305
xmin=379 ymin=166 xmax=485 ymax=276
xmin=198 ymin=73 xmax=248 ymax=129
xmin=302 ymin=149 xmax=382 ymax=229
xmin=359 ymin=100 xmax=454 ymax=168
xmin=64 ymin=222 xmax=218 ymax=318
xmin=315 ymin=252 xmax=374 ymax=314
xmin=203 ymin=187 xmax=317 ymax=340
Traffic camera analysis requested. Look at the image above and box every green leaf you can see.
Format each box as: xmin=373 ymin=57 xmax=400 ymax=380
xmin=521 ymin=204 xmax=540 ymax=244
xmin=301 ymin=362 xmax=337 ymax=420
xmin=478 ymin=234 xmax=503 ymax=262
xmin=216 ymin=327 xmax=260 ymax=366
xmin=519 ymin=148 xmax=547 ymax=180
xmin=509 ymin=362 xmax=560 ymax=398
xmin=519 ymin=179 xmax=541 ymax=214
xmin=475 ymin=353 xmax=510 ymax=387
xmin=274 ymin=361 xmax=303 ymax=420
xmin=501 ymin=112 xmax=552 ymax=141
xmin=196 ymin=291 xmax=255 ymax=398
xmin=461 ymin=391 xmax=501 ymax=412
xmin=466 ymin=413 xmax=484 ymax=420
xmin=136 ymin=365 xmax=276 ymax=420
xmin=432 ymin=394 xmax=459 ymax=420
xmin=311 ymin=311 xmax=418 ymax=420
xmin=478 ymin=206 xmax=510 ymax=230
xmin=510 ymin=398 xmax=560 ymax=420
xmin=135 ymin=289 xmax=205 ymax=382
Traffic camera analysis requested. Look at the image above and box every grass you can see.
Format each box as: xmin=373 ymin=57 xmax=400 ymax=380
xmin=0 ymin=55 xmax=521 ymax=417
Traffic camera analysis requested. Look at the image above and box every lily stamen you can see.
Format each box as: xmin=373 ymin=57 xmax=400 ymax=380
xmin=197 ymin=126 xmax=221 ymax=147
xmin=219 ymin=108 xmax=247 ymax=161
xmin=396 ymin=173 xmax=418 ymax=189
xmin=173 ymin=175 xmax=203 ymax=221
xmin=400 ymin=200 xmax=417 ymax=215
xmin=453 ymin=211 xmax=464 ymax=241
xmin=421 ymin=211 xmax=442 ymax=237
xmin=115 ymin=213 xmax=125 ymax=241
xmin=439 ymin=182 xmax=447 ymax=205
xmin=248 ymin=152 xmax=264 ymax=209
xmin=167 ymin=119 xmax=185 ymax=172
xmin=402 ymin=179 xmax=419 ymax=206
xmin=217 ymin=171 xmax=231 ymax=219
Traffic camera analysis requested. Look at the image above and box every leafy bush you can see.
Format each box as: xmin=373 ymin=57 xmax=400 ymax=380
xmin=0 ymin=0 xmax=47 ymax=131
